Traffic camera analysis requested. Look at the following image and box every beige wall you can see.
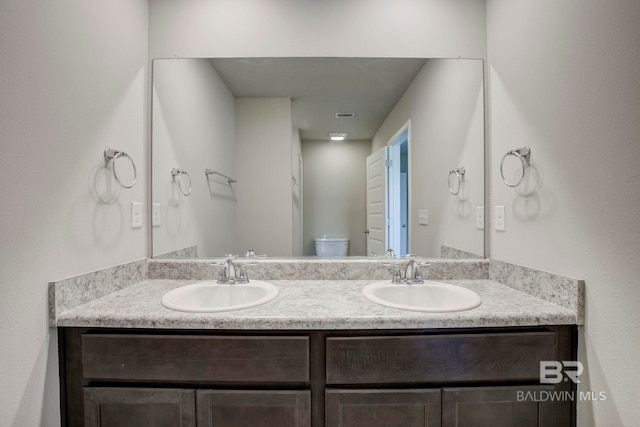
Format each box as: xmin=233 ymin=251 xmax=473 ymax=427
xmin=1 ymin=1 xmax=489 ymax=425
xmin=0 ymin=0 xmax=149 ymax=425
xmin=149 ymin=0 xmax=486 ymax=59
xmin=373 ymin=59 xmax=485 ymax=257
xmin=302 ymin=140 xmax=371 ymax=256
xmin=152 ymin=59 xmax=236 ymax=257
xmin=487 ymin=0 xmax=640 ymax=425
xmin=234 ymin=98 xmax=293 ymax=256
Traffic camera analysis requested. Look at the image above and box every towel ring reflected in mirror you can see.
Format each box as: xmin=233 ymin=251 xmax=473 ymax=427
xmin=104 ymin=148 xmax=137 ymax=189
xmin=500 ymin=147 xmax=531 ymax=188
xmin=448 ymin=167 xmax=465 ymax=195
xmin=171 ymin=168 xmax=192 ymax=196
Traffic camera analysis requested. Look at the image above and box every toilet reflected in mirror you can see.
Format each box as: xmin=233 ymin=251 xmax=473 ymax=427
xmin=314 ymin=237 xmax=349 ymax=257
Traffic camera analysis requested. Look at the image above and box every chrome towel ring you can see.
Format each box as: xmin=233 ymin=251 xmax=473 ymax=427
xmin=171 ymin=168 xmax=192 ymax=196
xmin=500 ymin=147 xmax=531 ymax=187
xmin=448 ymin=167 xmax=465 ymax=195
xmin=104 ymin=148 xmax=137 ymax=189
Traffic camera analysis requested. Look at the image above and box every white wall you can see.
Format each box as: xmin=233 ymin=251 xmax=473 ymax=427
xmin=373 ymin=59 xmax=485 ymax=257
xmin=487 ymin=0 xmax=640 ymax=425
xmin=234 ymin=98 xmax=293 ymax=256
xmin=152 ymin=59 xmax=236 ymax=257
xmin=0 ymin=1 xmax=487 ymax=425
xmin=148 ymin=0 xmax=487 ymax=257
xmin=0 ymin=0 xmax=148 ymax=425
xmin=149 ymin=0 xmax=486 ymax=59
xmin=302 ymin=140 xmax=371 ymax=256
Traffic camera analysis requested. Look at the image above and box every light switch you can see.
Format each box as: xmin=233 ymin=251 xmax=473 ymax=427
xmin=418 ymin=209 xmax=429 ymax=225
xmin=476 ymin=206 xmax=484 ymax=230
xmin=495 ymin=205 xmax=505 ymax=231
xmin=152 ymin=203 xmax=161 ymax=227
xmin=131 ymin=202 xmax=142 ymax=229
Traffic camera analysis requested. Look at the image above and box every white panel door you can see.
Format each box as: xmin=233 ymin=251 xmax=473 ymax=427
xmin=400 ymin=171 xmax=409 ymax=254
xmin=366 ymin=147 xmax=388 ymax=256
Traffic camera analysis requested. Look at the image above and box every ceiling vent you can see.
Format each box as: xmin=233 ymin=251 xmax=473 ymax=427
xmin=335 ymin=112 xmax=356 ymax=119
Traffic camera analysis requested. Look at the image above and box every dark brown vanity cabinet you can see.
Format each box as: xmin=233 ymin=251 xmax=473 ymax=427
xmin=59 ymin=326 xmax=576 ymax=427
xmin=324 ymin=331 xmax=574 ymax=427
xmin=441 ymin=386 xmax=556 ymax=427
xmin=325 ymin=389 xmax=442 ymax=427
xmin=82 ymin=388 xmax=311 ymax=427
xmin=62 ymin=332 xmax=311 ymax=427
xmin=83 ymin=387 xmax=196 ymax=427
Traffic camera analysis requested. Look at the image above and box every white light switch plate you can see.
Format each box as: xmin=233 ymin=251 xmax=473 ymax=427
xmin=152 ymin=203 xmax=161 ymax=227
xmin=476 ymin=206 xmax=484 ymax=229
xmin=495 ymin=205 xmax=505 ymax=231
xmin=131 ymin=202 xmax=142 ymax=229
xmin=418 ymin=209 xmax=429 ymax=225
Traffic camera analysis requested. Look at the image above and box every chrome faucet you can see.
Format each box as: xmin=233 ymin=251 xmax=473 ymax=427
xmin=384 ymin=248 xmax=396 ymax=258
xmin=217 ymin=258 xmax=250 ymax=284
xmin=404 ymin=260 xmax=424 ymax=284
xmin=390 ymin=260 xmax=425 ymax=284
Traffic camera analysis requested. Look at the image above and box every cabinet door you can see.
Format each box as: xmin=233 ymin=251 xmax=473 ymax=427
xmin=84 ymin=387 xmax=195 ymax=427
xmin=442 ymin=386 xmax=557 ymax=427
xmin=326 ymin=389 xmax=441 ymax=427
xmin=196 ymin=390 xmax=311 ymax=427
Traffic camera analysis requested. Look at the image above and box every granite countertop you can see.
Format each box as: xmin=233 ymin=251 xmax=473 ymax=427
xmin=54 ymin=278 xmax=577 ymax=330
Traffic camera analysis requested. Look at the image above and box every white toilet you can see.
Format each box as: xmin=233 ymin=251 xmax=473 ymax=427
xmin=314 ymin=237 xmax=349 ymax=257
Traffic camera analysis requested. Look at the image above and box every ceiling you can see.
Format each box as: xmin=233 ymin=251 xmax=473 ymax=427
xmin=208 ymin=57 xmax=427 ymax=141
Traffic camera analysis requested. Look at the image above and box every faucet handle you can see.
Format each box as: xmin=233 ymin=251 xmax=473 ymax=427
xmin=238 ymin=265 xmax=249 ymax=283
xmin=381 ymin=261 xmax=403 ymax=284
xmin=412 ymin=265 xmax=424 ymax=284
xmin=415 ymin=262 xmax=432 ymax=283
xmin=392 ymin=265 xmax=405 ymax=284
xmin=217 ymin=266 xmax=228 ymax=283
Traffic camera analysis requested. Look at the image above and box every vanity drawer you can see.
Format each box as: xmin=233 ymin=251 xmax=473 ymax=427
xmin=82 ymin=334 xmax=309 ymax=383
xmin=326 ymin=332 xmax=556 ymax=384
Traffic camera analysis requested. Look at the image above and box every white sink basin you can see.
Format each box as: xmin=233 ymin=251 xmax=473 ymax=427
xmin=161 ymin=280 xmax=279 ymax=313
xmin=362 ymin=280 xmax=482 ymax=312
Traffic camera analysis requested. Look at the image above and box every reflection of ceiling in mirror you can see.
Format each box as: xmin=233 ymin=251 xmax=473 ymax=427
xmin=208 ymin=58 xmax=427 ymax=140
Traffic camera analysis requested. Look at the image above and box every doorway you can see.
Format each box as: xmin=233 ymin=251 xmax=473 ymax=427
xmin=365 ymin=121 xmax=410 ymax=257
xmin=387 ymin=122 xmax=410 ymax=256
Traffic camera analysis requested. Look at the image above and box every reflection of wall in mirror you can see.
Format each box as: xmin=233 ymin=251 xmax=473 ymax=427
xmin=235 ymin=97 xmax=293 ymax=256
xmin=302 ymin=140 xmax=370 ymax=256
xmin=153 ymin=61 xmax=297 ymax=258
xmin=152 ymin=59 xmax=236 ymax=257
xmin=373 ymin=59 xmax=484 ymax=258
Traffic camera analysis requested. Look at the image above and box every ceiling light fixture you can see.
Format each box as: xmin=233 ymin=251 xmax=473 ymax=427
xmin=329 ymin=132 xmax=347 ymax=141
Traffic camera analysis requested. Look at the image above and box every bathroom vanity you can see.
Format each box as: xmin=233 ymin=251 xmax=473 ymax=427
xmin=51 ymin=259 xmax=583 ymax=427
xmin=59 ymin=326 xmax=576 ymax=427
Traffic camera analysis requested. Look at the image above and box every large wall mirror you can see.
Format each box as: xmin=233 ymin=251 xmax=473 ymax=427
xmin=151 ymin=57 xmax=484 ymax=259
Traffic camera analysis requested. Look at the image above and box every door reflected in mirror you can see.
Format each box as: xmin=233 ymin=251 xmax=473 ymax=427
xmin=152 ymin=57 xmax=484 ymax=259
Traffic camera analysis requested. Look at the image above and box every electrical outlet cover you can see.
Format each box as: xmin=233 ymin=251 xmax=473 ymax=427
xmin=418 ymin=209 xmax=428 ymax=225
xmin=476 ymin=207 xmax=484 ymax=230
xmin=495 ymin=205 xmax=505 ymax=231
xmin=131 ymin=202 xmax=142 ymax=229
xmin=152 ymin=203 xmax=161 ymax=227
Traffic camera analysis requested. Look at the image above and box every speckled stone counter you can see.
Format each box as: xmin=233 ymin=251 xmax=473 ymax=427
xmin=54 ymin=278 xmax=578 ymax=330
